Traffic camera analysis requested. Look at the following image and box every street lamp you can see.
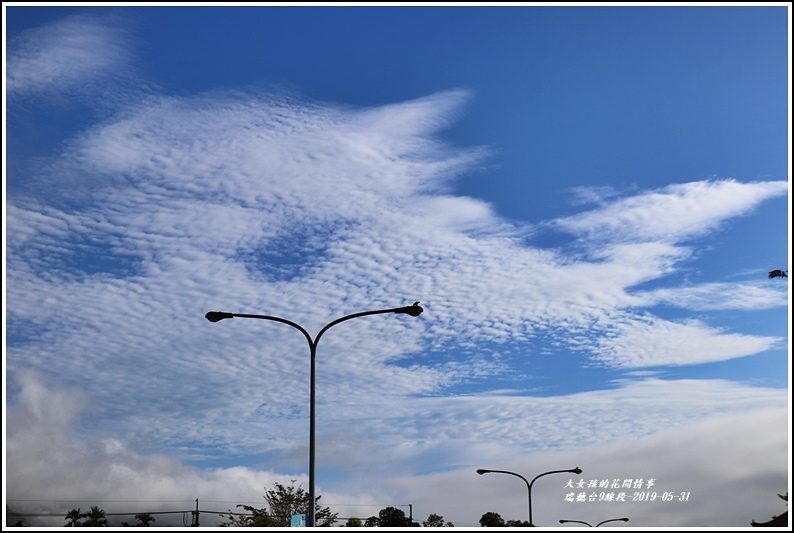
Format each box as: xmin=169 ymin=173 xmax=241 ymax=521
xmin=205 ymin=302 xmax=423 ymax=527
xmin=560 ymin=518 xmax=630 ymax=527
xmin=477 ymin=467 xmax=583 ymax=526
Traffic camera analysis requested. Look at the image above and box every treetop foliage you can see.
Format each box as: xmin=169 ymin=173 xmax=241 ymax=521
xmin=218 ymin=480 xmax=337 ymax=527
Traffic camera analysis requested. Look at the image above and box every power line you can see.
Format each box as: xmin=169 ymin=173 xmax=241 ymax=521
xmin=7 ymin=509 xmax=206 ymax=517
xmin=8 ymin=510 xmax=479 ymax=527
xmin=325 ymin=502 xmax=414 ymax=507
xmin=6 ymin=498 xmax=199 ymax=503
xmin=9 ymin=501 xmax=474 ymax=526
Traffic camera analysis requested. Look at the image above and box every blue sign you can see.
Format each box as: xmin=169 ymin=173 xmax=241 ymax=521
xmin=290 ymin=514 xmax=306 ymax=527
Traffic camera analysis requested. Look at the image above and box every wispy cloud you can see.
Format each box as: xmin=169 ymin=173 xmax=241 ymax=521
xmin=6 ymin=14 xmax=133 ymax=97
xmin=633 ymin=282 xmax=788 ymax=311
xmin=553 ymin=180 xmax=788 ymax=245
xmin=587 ymin=316 xmax=781 ymax=368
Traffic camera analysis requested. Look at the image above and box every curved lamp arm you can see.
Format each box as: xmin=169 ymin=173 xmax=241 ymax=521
xmin=477 ymin=469 xmax=531 ymax=524
xmin=206 ymin=311 xmax=313 ymax=344
xmin=560 ymin=520 xmax=592 ymax=526
xmin=315 ymin=303 xmax=424 ymax=345
xmin=559 ymin=518 xmax=629 ymax=527
xmin=596 ymin=518 xmax=629 ymax=527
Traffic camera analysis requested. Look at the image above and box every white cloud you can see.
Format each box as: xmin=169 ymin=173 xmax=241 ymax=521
xmin=5 ymin=14 xmax=132 ymax=96
xmin=588 ymin=316 xmax=781 ymax=368
xmin=553 ymin=179 xmax=789 ymax=245
xmin=633 ymin=282 xmax=788 ymax=311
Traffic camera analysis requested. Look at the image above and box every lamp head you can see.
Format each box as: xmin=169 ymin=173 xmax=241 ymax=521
xmin=570 ymin=467 xmax=582 ymax=475
xmin=395 ymin=302 xmax=423 ymax=317
xmin=205 ymin=311 xmax=234 ymax=323
xmin=476 ymin=469 xmax=490 ymax=475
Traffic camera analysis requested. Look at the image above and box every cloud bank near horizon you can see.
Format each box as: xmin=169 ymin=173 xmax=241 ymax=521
xmin=5 ymin=371 xmax=788 ymax=527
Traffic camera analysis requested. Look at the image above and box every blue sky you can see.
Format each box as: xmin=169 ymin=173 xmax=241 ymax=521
xmin=3 ymin=3 xmax=791 ymax=529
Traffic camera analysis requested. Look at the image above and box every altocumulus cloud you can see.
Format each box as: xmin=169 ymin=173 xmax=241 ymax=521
xmin=6 ymin=87 xmax=788 ymax=462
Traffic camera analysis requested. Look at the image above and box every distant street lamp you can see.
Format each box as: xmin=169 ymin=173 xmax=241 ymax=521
xmin=205 ymin=302 xmax=423 ymax=527
xmin=477 ymin=467 xmax=583 ymax=526
xmin=560 ymin=518 xmax=630 ymax=527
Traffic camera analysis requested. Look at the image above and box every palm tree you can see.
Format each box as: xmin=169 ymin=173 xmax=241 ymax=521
xmin=82 ymin=506 xmax=109 ymax=527
xmin=65 ymin=508 xmax=87 ymax=527
xmin=768 ymin=269 xmax=788 ymax=279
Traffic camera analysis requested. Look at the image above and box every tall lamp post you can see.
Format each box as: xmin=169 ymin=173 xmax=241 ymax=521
xmin=560 ymin=518 xmax=630 ymax=527
xmin=477 ymin=467 xmax=583 ymax=526
xmin=206 ymin=302 xmax=423 ymax=527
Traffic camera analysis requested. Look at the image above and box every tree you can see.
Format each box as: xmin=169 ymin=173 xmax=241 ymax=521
xmin=364 ymin=515 xmax=380 ymax=527
xmin=480 ymin=511 xmax=506 ymax=527
xmin=65 ymin=508 xmax=87 ymax=527
xmin=423 ymin=513 xmax=453 ymax=527
xmin=506 ymin=519 xmax=531 ymax=526
xmin=768 ymin=269 xmax=788 ymax=279
xmin=220 ymin=505 xmax=277 ymax=527
xmin=218 ymin=480 xmax=337 ymax=527
xmin=378 ymin=506 xmax=410 ymax=527
xmin=344 ymin=516 xmax=363 ymax=527
xmin=135 ymin=512 xmax=155 ymax=527
xmin=82 ymin=506 xmax=109 ymax=527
